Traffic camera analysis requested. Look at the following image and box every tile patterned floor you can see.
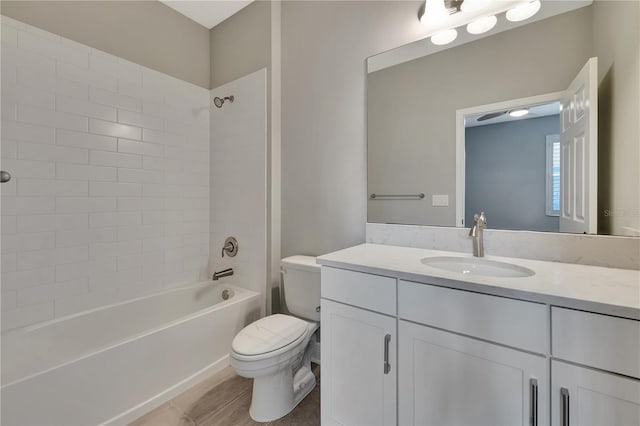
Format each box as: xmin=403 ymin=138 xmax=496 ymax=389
xmin=130 ymin=364 xmax=320 ymax=426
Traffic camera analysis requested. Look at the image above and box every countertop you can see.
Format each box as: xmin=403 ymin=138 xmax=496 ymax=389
xmin=317 ymin=244 xmax=640 ymax=320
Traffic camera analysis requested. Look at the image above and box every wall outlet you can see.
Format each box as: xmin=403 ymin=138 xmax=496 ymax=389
xmin=432 ymin=194 xmax=449 ymax=207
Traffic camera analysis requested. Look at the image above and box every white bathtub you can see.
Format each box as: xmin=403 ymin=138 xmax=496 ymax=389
xmin=1 ymin=282 xmax=261 ymax=426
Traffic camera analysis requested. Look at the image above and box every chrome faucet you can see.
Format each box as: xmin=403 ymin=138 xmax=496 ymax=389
xmin=212 ymin=268 xmax=234 ymax=281
xmin=468 ymin=212 xmax=487 ymax=257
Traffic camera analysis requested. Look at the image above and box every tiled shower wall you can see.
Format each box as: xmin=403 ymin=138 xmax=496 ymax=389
xmin=0 ymin=17 xmax=210 ymax=331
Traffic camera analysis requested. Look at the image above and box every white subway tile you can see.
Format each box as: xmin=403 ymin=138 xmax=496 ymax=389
xmin=2 ymin=178 xmax=17 ymax=196
xmin=1 ymin=16 xmax=27 ymax=30
xmin=89 ymin=86 xmax=141 ymax=112
xmin=55 ymin=197 xmax=116 ymax=213
xmin=1 ymin=120 xmax=55 ymax=144
xmin=90 ymin=118 xmax=141 ymax=140
xmin=89 ymin=181 xmax=141 ymax=197
xmin=17 ymin=66 xmax=89 ymax=100
xmin=89 ymin=211 xmax=141 ymax=228
xmin=2 ymin=43 xmax=56 ymax=73
xmin=2 ymin=139 xmax=20 ymax=160
xmin=141 ymin=197 xmax=165 ymax=211
xmin=89 ymin=50 xmax=142 ymax=83
xmin=2 ymin=215 xmax=17 ymax=234
xmin=117 ymin=254 xmax=143 ymax=271
xmin=118 ymin=168 xmax=164 ymax=184
xmin=116 ymin=197 xmax=142 ymax=211
xmin=90 ymin=150 xmax=141 ymax=169
xmin=17 ymin=179 xmax=88 ymax=197
xmin=2 ymin=84 xmax=56 ymax=110
xmin=2 ymin=231 xmax=55 ymax=252
xmin=56 ymin=129 xmax=117 ymax=152
xmin=1 ymin=301 xmax=54 ymax=330
xmin=142 ymin=184 xmax=164 ymax=197
xmin=117 ymin=139 xmax=163 ymax=157
xmin=142 ymin=156 xmax=165 ymax=170
xmin=55 ymin=163 xmax=116 ymax=181
xmin=2 ymin=252 xmax=18 ymax=272
xmin=1 ymin=196 xmax=55 ymax=215
xmin=17 ymin=246 xmax=88 ymax=270
xmin=1 ymin=159 xmax=55 ymax=179
xmin=17 ymin=214 xmax=89 ymax=233
xmin=18 ymin=141 xmax=88 ymax=164
xmin=2 ymin=290 xmax=17 ymax=311
xmin=142 ymin=128 xmax=186 ymax=146
xmin=56 ymin=228 xmax=116 ymax=247
xmin=17 ymin=104 xmax=88 ymax=132
xmin=56 ymin=96 xmax=117 ymax=121
xmin=57 ymin=61 xmax=116 ymax=91
xmin=1 ymin=24 xmax=18 ymax=46
xmin=117 ymin=109 xmax=163 ymax=131
xmin=1 ymin=266 xmax=54 ymax=290
xmin=118 ymin=79 xmax=163 ymax=103
xmin=90 ymin=240 xmax=141 ymax=259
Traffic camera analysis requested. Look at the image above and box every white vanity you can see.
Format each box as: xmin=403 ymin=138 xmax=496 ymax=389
xmin=318 ymin=244 xmax=640 ymax=426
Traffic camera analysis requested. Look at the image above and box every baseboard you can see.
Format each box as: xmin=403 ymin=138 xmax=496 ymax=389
xmin=101 ymin=355 xmax=231 ymax=425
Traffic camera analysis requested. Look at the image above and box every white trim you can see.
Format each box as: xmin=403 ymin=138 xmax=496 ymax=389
xmin=455 ymin=91 xmax=564 ymax=228
xmin=102 ymin=355 xmax=230 ymax=425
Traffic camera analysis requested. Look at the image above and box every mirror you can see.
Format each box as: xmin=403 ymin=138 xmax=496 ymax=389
xmin=367 ymin=0 xmax=639 ymax=236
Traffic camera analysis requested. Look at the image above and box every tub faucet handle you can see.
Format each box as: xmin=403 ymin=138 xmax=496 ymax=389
xmin=221 ymin=237 xmax=238 ymax=257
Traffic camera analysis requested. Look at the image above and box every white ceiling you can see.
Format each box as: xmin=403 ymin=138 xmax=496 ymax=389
xmin=466 ymin=102 xmax=561 ymax=128
xmin=161 ymin=1 xmax=254 ymax=29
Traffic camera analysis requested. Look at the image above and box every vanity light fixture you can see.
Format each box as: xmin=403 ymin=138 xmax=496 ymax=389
xmin=466 ymin=15 xmax=497 ymax=34
xmin=509 ymin=108 xmax=530 ymax=117
xmin=419 ymin=0 xmax=543 ymax=45
xmin=431 ymin=28 xmax=459 ymax=45
xmin=506 ymin=0 xmax=541 ymax=22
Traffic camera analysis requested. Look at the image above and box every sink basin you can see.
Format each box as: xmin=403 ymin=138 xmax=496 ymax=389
xmin=421 ymin=256 xmax=535 ymax=278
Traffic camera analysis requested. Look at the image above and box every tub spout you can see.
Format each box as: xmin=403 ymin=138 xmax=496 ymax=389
xmin=212 ymin=268 xmax=234 ymax=281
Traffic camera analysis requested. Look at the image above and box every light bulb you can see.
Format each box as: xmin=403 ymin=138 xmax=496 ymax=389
xmin=466 ymin=15 xmax=497 ymax=34
xmin=461 ymin=0 xmax=490 ymax=13
xmin=421 ymin=0 xmax=450 ymax=25
xmin=509 ymin=109 xmax=530 ymax=117
xmin=506 ymin=0 xmax=541 ymax=22
xmin=431 ymin=28 xmax=458 ymax=45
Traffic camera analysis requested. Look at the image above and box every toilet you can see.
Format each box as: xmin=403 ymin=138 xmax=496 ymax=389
xmin=230 ymin=255 xmax=320 ymax=422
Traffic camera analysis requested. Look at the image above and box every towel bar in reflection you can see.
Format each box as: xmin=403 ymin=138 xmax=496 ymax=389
xmin=369 ymin=193 xmax=425 ymax=200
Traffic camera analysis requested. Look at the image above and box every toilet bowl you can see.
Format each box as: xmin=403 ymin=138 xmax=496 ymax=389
xmin=230 ymin=256 xmax=321 ymax=422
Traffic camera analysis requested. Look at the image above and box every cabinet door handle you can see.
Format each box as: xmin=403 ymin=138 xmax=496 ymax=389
xmin=383 ymin=334 xmax=391 ymax=374
xmin=530 ymin=378 xmax=538 ymax=426
xmin=561 ymin=387 xmax=570 ymax=426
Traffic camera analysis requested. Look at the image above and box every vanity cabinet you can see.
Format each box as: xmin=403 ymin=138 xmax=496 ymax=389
xmin=399 ymin=320 xmax=548 ymax=426
xmin=320 ymin=268 xmax=397 ymax=426
xmin=320 ymin=265 xmax=640 ymax=426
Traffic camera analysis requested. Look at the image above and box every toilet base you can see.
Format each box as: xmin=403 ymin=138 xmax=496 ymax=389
xmin=248 ymin=363 xmax=316 ymax=422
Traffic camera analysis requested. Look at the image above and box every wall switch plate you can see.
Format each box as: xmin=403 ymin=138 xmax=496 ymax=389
xmin=432 ymin=194 xmax=449 ymax=207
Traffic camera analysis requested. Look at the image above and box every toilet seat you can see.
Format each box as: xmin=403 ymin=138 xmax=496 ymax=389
xmin=232 ymin=314 xmax=312 ymax=361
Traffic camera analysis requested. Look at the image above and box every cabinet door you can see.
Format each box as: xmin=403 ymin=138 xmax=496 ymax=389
xmin=551 ymin=360 xmax=640 ymax=426
xmin=399 ymin=320 xmax=548 ymax=426
xmin=321 ymin=299 xmax=396 ymax=426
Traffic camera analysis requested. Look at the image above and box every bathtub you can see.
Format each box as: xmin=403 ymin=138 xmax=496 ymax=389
xmin=1 ymin=282 xmax=261 ymax=426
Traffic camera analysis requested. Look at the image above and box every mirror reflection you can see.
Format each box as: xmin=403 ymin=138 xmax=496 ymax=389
xmin=367 ymin=0 xmax=639 ymax=236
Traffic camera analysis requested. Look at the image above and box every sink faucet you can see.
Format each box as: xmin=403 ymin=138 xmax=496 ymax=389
xmin=212 ymin=268 xmax=234 ymax=281
xmin=468 ymin=212 xmax=487 ymax=257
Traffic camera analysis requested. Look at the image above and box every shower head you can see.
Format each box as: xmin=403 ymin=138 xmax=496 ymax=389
xmin=213 ymin=95 xmax=234 ymax=108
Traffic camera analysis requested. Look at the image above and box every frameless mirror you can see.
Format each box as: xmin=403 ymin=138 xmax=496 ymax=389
xmin=367 ymin=0 xmax=639 ymax=236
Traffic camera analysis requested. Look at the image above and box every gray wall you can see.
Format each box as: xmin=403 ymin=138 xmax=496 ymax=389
xmin=367 ymin=7 xmax=592 ymax=227
xmin=0 ymin=1 xmax=210 ymax=88
xmin=281 ymin=0 xmax=425 ymax=257
xmin=465 ymin=116 xmax=560 ymax=233
xmin=592 ymin=0 xmax=640 ymax=236
xmin=209 ymin=0 xmax=271 ymax=89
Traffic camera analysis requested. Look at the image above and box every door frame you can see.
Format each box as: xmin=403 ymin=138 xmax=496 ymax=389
xmin=455 ymin=91 xmax=565 ymax=227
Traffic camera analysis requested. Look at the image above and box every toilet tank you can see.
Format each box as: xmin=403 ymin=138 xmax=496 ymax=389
xmin=281 ymin=255 xmax=321 ymax=322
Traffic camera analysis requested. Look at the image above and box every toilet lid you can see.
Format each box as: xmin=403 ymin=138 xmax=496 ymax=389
xmin=232 ymin=314 xmax=309 ymax=356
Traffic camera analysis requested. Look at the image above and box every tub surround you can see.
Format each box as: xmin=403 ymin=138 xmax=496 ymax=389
xmin=1 ymin=283 xmax=260 ymax=426
xmin=367 ymin=222 xmax=640 ymax=270
xmin=318 ymin=243 xmax=640 ymax=319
